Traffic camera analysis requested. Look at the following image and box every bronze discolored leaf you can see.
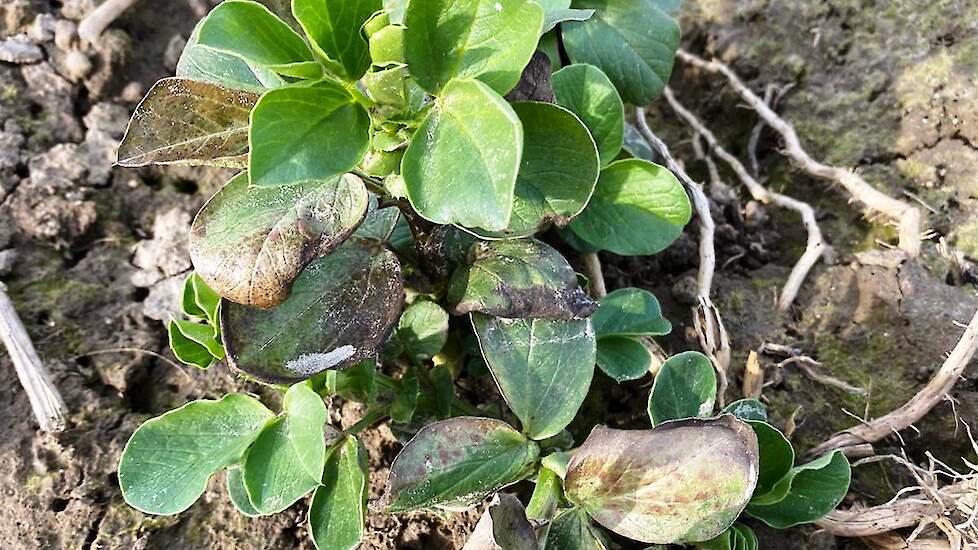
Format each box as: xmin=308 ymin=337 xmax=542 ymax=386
xmin=564 ymin=416 xmax=759 ymax=544
xmin=189 ymin=172 xmax=369 ymax=308
xmin=222 ymin=238 xmax=404 ymax=383
xmin=118 ymin=78 xmax=258 ymax=168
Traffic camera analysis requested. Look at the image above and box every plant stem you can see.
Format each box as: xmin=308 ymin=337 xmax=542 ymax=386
xmin=579 ymin=252 xmax=607 ymax=299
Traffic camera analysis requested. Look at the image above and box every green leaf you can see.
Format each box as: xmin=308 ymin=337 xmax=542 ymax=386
xmin=722 ymin=399 xmax=768 ymax=422
xmin=596 ymin=336 xmax=651 ymax=382
xmin=402 ymin=78 xmax=522 ymax=231
xmin=390 ymin=367 xmax=419 ymax=423
xmin=368 ymin=24 xmax=405 ymax=66
xmin=542 ymin=451 xmax=572 ymax=479
xmin=118 ymin=394 xmax=274 ymax=515
xmin=697 ymin=523 xmax=758 ymax=550
xmin=293 ymin=0 xmax=381 ymax=80
xmin=404 ymin=0 xmax=545 ymax=94
xmin=309 ymin=436 xmax=368 ymax=550
xmin=336 ymin=359 xmax=377 ymax=402
xmin=190 ymin=172 xmax=369 ymax=308
xmin=354 ymin=201 xmax=401 ymax=243
xmin=551 ymin=64 xmax=624 ymax=167
xmin=177 ymin=20 xmax=280 ymax=92
xmin=117 ymin=78 xmax=257 ymax=168
xmin=546 ymin=508 xmax=609 ymax=550
xmin=181 ymin=275 xmax=207 ymax=319
xmin=465 ymin=493 xmax=538 ymax=550
xmin=542 ymin=8 xmax=595 ymax=34
xmin=188 ymin=273 xmax=222 ymax=327
xmin=243 ymin=417 xmax=320 ymax=514
xmin=526 ymin=467 xmax=563 ymax=521
xmin=569 ymin=159 xmax=691 ymax=256
xmin=747 ymin=420 xmax=794 ymax=499
xmin=379 ymin=417 xmax=538 ymax=512
xmin=622 ymin=122 xmax=654 ymax=161
xmin=170 ymin=318 xmax=224 ymax=358
xmin=167 ymin=320 xmax=219 ymax=369
xmin=562 ymin=0 xmax=680 ymax=104
xmin=564 ymin=417 xmax=760 ymax=544
xmin=222 ymin=239 xmax=404 ymax=383
xmin=384 ymin=0 xmax=407 ymax=24
xmin=283 ymin=383 xmax=330 ymax=481
xmin=449 ymin=240 xmax=597 ymax=320
xmin=363 ymin=65 xmax=426 ymax=111
xmin=472 ymin=314 xmax=596 ymax=440
xmin=197 ymin=0 xmax=319 ymax=78
xmin=226 ymin=466 xmax=261 ymax=517
xmin=430 ymin=364 xmax=455 ymax=418
xmin=648 ymin=351 xmax=717 ymax=425
xmin=746 ymin=451 xmax=851 ymax=528
xmin=538 ymin=30 xmax=562 ymax=68
xmin=395 ymin=301 xmax=450 ymax=362
xmin=591 ymin=288 xmax=671 ymax=337
xmin=472 ymin=102 xmax=600 ymax=239
xmin=249 ymin=83 xmax=370 ymax=187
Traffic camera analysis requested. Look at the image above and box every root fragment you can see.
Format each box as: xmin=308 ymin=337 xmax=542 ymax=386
xmin=78 ymin=0 xmax=139 ymax=45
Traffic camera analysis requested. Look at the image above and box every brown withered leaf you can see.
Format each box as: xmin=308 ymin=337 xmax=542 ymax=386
xmin=564 ymin=416 xmax=759 ymax=544
xmin=189 ymin=172 xmax=369 ymax=308
xmin=118 ymin=77 xmax=258 ymax=168
xmin=462 ymin=493 xmax=538 ymax=550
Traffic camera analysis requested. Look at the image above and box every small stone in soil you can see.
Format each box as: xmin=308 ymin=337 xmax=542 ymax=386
xmin=0 ymin=36 xmax=43 ymax=64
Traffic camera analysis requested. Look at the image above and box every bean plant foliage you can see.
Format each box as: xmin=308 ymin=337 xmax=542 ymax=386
xmin=117 ymin=0 xmax=851 ymax=547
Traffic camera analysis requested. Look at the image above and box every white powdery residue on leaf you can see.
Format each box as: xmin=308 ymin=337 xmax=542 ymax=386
xmin=285 ymin=345 xmax=357 ymax=376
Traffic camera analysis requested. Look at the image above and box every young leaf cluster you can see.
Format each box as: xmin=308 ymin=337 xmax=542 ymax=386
xmin=115 ymin=0 xmax=850 ymax=547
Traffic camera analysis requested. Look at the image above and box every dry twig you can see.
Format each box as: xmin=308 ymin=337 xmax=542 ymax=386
xmin=78 ymin=0 xmax=139 ymax=45
xmin=742 ymin=350 xmax=764 ymax=399
xmin=663 ymin=86 xmax=829 ymax=311
xmin=0 ymin=283 xmax=67 ymax=432
xmin=677 ymin=49 xmax=923 ymax=257
xmin=810 ymin=308 xmax=978 ymax=457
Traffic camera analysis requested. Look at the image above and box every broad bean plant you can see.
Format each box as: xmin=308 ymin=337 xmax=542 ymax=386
xmin=115 ymin=0 xmax=850 ymax=547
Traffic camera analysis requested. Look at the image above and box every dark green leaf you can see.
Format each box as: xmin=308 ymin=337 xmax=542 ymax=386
xmin=396 ymin=301 xmax=449 ymax=362
xmin=197 ymin=0 xmax=319 ymax=78
xmin=430 ymin=365 xmax=455 ymax=418
xmin=563 ymin=0 xmax=680 ymax=104
xmin=168 ymin=319 xmax=220 ymax=369
xmin=746 ymin=451 xmax=851 ymax=528
xmin=402 ymin=78 xmax=522 ymax=231
xmin=551 ymin=64 xmax=624 ymax=167
xmin=222 ymin=239 xmax=404 ymax=383
xmin=404 ymin=0 xmax=545 ymax=94
xmin=190 ymin=172 xmax=369 ymax=308
xmin=747 ymin=420 xmax=794 ymax=499
xmin=379 ymin=417 xmax=539 ymax=512
xmin=449 ymin=240 xmax=597 ymax=320
xmin=390 ymin=367 xmax=419 ymax=423
xmin=354 ymin=200 xmax=401 ymax=243
xmin=564 ymin=417 xmax=760 ymax=544
xmin=119 ymin=394 xmax=274 ymax=515
xmin=293 ymin=0 xmax=381 ymax=80
xmin=463 ymin=493 xmax=538 ymax=550
xmin=648 ymin=351 xmax=717 ymax=425
xmin=472 ymin=102 xmax=600 ymax=239
xmin=336 ymin=359 xmax=377 ymax=402
xmin=546 ymin=508 xmax=609 ymax=550
xmin=309 ymin=436 xmax=368 ymax=550
xmin=592 ymin=288 xmax=671 ymax=338
xmin=226 ymin=466 xmax=261 ymax=517
xmin=569 ymin=159 xmax=691 ymax=256
xmin=596 ymin=336 xmax=651 ymax=382
xmin=249 ymin=83 xmax=370 ymax=187
xmin=472 ymin=314 xmax=596 ymax=440
xmin=117 ymin=78 xmax=257 ymax=168
xmin=622 ymin=121 xmax=654 ymax=161
xmin=722 ymin=399 xmax=767 ymax=422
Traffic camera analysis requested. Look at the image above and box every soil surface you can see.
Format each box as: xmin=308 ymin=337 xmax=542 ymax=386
xmin=0 ymin=0 xmax=975 ymax=549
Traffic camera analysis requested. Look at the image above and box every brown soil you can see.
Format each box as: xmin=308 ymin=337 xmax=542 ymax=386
xmin=0 ymin=0 xmax=975 ymax=549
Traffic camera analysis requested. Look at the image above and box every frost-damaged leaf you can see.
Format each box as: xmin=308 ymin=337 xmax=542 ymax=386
xmin=379 ymin=417 xmax=539 ymax=512
xmin=118 ymin=394 xmax=274 ymax=515
xmin=595 ymin=336 xmax=651 ymax=382
xmin=293 ymin=0 xmax=381 ymax=80
xmin=395 ymin=301 xmax=449 ymax=362
xmin=222 ymin=239 xmax=404 ymax=383
xmin=722 ymin=399 xmax=767 ymax=422
xmin=648 ymin=351 xmax=716 ymax=425
xmin=746 ymin=450 xmax=851 ymax=529
xmin=197 ymin=0 xmax=320 ymax=79
xmin=402 ymin=79 xmax=522 ymax=231
xmin=472 ymin=314 xmax=596 ymax=440
xmin=462 ymin=493 xmax=538 ymax=550
xmin=117 ymin=78 xmax=257 ymax=168
xmin=309 ymin=436 xmax=369 ymax=550
xmin=747 ymin=421 xmax=794 ymax=499
xmin=591 ymin=288 xmax=671 ymax=337
xmin=562 ymin=0 xmax=680 ymax=104
xmin=404 ymin=0 xmax=544 ymax=95
xmin=473 ymin=102 xmax=600 ymax=239
xmin=569 ymin=159 xmax=691 ymax=256
xmin=551 ymin=64 xmax=624 ymax=167
xmin=354 ymin=199 xmax=401 ymax=243
xmin=189 ymin=172 xmax=369 ymax=309
xmin=249 ymin=83 xmax=370 ymax=187
xmin=563 ymin=417 xmax=760 ymax=544
xmin=226 ymin=466 xmax=261 ymax=517
xmin=449 ymin=240 xmax=596 ymax=319
xmin=546 ymin=508 xmax=609 ymax=550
